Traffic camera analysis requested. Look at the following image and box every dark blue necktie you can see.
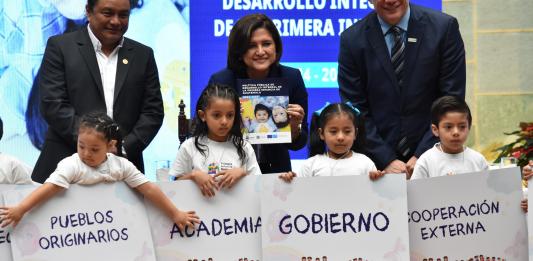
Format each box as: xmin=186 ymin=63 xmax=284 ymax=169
xmin=390 ymin=26 xmax=405 ymax=87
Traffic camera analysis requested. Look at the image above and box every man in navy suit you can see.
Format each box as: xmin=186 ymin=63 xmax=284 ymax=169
xmin=32 ymin=0 xmax=163 ymax=183
xmin=338 ymin=0 xmax=465 ymax=177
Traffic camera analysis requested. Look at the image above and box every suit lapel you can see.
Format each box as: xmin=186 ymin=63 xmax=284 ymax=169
xmin=404 ymin=5 xmax=425 ymax=92
xmin=366 ymin=14 xmax=399 ymax=93
xmin=77 ymin=28 xmax=104 ymax=99
xmin=114 ymin=40 xmax=134 ymax=101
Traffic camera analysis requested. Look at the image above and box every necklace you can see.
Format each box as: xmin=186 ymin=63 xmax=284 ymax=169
xmin=326 ymin=150 xmax=352 ymax=176
xmin=436 ymin=143 xmax=465 ymax=175
xmin=327 ymin=150 xmax=351 ymax=159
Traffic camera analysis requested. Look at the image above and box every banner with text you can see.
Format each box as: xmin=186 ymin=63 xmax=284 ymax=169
xmin=0 ymin=193 xmax=12 ymax=261
xmin=0 ymin=185 xmax=38 ymax=261
xmin=3 ymin=183 xmax=156 ymax=261
xmin=260 ymin=174 xmax=409 ymax=260
xmin=144 ymin=176 xmax=262 ymax=261
xmin=408 ymin=167 xmax=527 ymax=260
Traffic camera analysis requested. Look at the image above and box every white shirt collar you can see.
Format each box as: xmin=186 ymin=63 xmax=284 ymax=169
xmin=377 ymin=5 xmax=411 ymax=35
xmin=87 ymin=25 xmax=124 ymax=52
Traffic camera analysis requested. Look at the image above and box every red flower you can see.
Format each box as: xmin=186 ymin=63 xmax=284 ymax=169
xmin=495 ymin=121 xmax=533 ymax=169
xmin=520 ymin=122 xmax=533 ymax=131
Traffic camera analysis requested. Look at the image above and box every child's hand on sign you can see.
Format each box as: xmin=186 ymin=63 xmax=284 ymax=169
xmin=191 ymin=169 xmax=218 ymax=198
xmin=135 ymin=182 xmax=201 ymax=232
xmin=369 ymin=170 xmax=386 ymax=181
xmin=523 ymin=160 xmax=533 ymax=180
xmin=0 ymin=183 xmax=64 ymax=228
xmin=172 ymin=209 xmax=200 ymax=232
xmin=278 ymin=172 xmax=296 ymax=183
xmin=0 ymin=205 xmax=24 ymax=228
xmin=215 ymin=168 xmax=246 ymax=189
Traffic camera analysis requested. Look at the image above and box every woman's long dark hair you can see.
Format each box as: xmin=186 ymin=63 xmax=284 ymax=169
xmin=192 ymin=84 xmax=246 ymax=164
xmin=308 ymin=103 xmax=366 ymax=157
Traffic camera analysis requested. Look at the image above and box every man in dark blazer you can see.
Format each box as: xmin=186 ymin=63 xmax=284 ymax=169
xmin=32 ymin=0 xmax=163 ymax=183
xmin=338 ymin=0 xmax=465 ymax=177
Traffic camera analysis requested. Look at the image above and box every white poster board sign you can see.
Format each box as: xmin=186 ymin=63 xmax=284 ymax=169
xmin=3 ymin=183 xmax=156 ymax=261
xmin=261 ymin=175 xmax=410 ymax=261
xmin=0 ymin=185 xmax=38 ymax=261
xmin=408 ymin=167 xmax=527 ymax=260
xmin=144 ymin=175 xmax=262 ymax=261
xmin=0 ymin=193 xmax=11 ymax=261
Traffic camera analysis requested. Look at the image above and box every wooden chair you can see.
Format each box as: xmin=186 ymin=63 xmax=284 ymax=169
xmin=177 ymin=99 xmax=192 ymax=147
xmin=157 ymin=99 xmax=190 ymax=182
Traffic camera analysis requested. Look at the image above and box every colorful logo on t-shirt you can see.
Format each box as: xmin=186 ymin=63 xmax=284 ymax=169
xmin=207 ymin=162 xmax=218 ymax=175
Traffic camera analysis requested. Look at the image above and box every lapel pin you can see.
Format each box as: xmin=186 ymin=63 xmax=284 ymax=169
xmin=408 ymin=38 xmax=417 ymax=43
xmin=122 ymin=58 xmax=128 ymax=65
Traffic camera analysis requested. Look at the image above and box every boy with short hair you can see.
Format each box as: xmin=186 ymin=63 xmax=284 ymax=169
xmin=0 ymin=117 xmax=33 ymax=184
xmin=411 ymin=96 xmax=488 ymax=179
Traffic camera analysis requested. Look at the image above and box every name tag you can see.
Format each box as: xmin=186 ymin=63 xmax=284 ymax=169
xmin=220 ymin=162 xmax=233 ymax=170
xmin=408 ymin=38 xmax=417 ymax=43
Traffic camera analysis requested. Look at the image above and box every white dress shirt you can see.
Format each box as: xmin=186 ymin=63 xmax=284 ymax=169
xmin=87 ymin=25 xmax=124 ymax=118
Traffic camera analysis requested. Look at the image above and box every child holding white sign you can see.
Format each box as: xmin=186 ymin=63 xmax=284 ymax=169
xmin=279 ymin=102 xmax=384 ymax=181
xmin=0 ymin=116 xmax=33 ymax=184
xmin=169 ymin=84 xmax=261 ymax=197
xmin=411 ymin=96 xmax=488 ymax=179
xmin=0 ymin=112 xmax=199 ymax=231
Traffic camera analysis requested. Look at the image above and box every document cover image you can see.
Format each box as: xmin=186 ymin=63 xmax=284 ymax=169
xmin=237 ymin=78 xmax=291 ymax=144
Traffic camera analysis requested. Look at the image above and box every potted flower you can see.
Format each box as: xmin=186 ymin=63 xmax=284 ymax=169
xmin=494 ymin=122 xmax=533 ymax=184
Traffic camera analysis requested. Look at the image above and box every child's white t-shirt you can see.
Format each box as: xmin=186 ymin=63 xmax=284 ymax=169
xmin=169 ymin=136 xmax=262 ymax=178
xmin=411 ymin=143 xmax=489 ymax=179
xmin=297 ymin=151 xmax=377 ymax=177
xmin=0 ymin=153 xmax=33 ymax=184
xmin=45 ymin=153 xmax=149 ymax=188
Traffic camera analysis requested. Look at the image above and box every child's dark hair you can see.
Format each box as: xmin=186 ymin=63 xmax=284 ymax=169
xmin=254 ymin=103 xmax=271 ymax=117
xmin=309 ymin=103 xmax=366 ymax=157
xmin=431 ymin=96 xmax=472 ymax=127
xmin=192 ymin=84 xmax=246 ymax=164
xmin=79 ymin=111 xmax=123 ymax=156
xmin=0 ymin=116 xmax=3 ymax=141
